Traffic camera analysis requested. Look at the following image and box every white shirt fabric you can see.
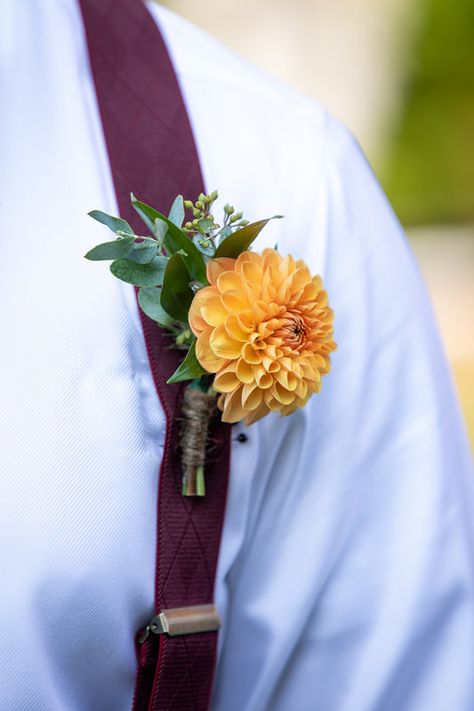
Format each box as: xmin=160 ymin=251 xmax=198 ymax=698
xmin=1 ymin=2 xmax=473 ymax=710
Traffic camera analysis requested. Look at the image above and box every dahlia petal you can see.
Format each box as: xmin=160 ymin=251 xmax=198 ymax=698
xmin=312 ymin=275 xmax=323 ymax=290
xmin=192 ymin=285 xmax=218 ymax=307
xmin=210 ymin=324 xmax=243 ymax=359
xmin=262 ymin=355 xmax=279 ymax=372
xmin=264 ymin=344 xmax=278 ymax=360
xmin=214 ymin=368 xmax=241 ymax=393
xmin=277 ymin=285 xmax=290 ymax=303
xmin=295 ymin=379 xmax=308 ymax=399
xmin=236 ymin=250 xmax=261 ymax=272
xmin=275 ymin=369 xmax=289 ymax=389
xmin=244 ymin=281 xmax=261 ymax=305
xmin=242 ymin=343 xmax=262 ymax=365
xmin=206 ymin=258 xmax=236 ymax=285
xmin=262 ymin=248 xmax=281 ymax=268
xmin=252 ymin=300 xmax=268 ymax=322
xmin=279 ymin=402 xmax=300 ymax=417
xmin=243 ymin=401 xmax=270 ymax=425
xmin=312 ymin=354 xmax=327 ymax=368
xmin=221 ymin=291 xmax=248 ymax=313
xmin=237 ymin=310 xmax=254 ymax=331
xmin=265 ymin=316 xmax=282 ymax=330
xmin=217 ymin=271 xmax=242 ymax=293
xmin=287 ymin=269 xmax=309 ymax=295
xmin=267 ymin=264 xmax=284 ymax=291
xmin=242 ymin=261 xmax=264 ymax=287
xmin=262 ymin=281 xmax=277 ymax=302
xmin=263 ymin=389 xmax=283 ymax=411
xmin=224 ymin=314 xmax=250 ymax=342
xmin=286 ymin=372 xmax=298 ymax=391
xmin=236 ymin=358 xmax=255 ymax=384
xmin=201 ymin=296 xmax=229 ymax=327
xmin=255 ymin=370 xmax=273 ymax=389
xmin=257 ymin=322 xmax=273 ymax=339
xmin=220 ymin=387 xmax=247 ymax=423
xmin=241 ymin=382 xmax=263 ymax=410
xmin=291 ymin=362 xmax=303 ymax=378
xmin=302 ymin=281 xmax=319 ymax=302
xmin=250 ymin=336 xmax=267 ymax=350
xmin=195 ymin=331 xmax=226 ymax=373
xmin=188 ymin=307 xmax=208 ymax=336
xmin=271 ymin=382 xmax=295 ymax=405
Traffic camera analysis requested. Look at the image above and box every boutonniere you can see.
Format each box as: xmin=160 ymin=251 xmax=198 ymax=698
xmin=85 ymin=192 xmax=336 ymax=496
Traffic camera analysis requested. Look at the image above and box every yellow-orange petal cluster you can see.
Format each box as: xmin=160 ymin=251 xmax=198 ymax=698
xmin=189 ymin=248 xmax=336 ymax=425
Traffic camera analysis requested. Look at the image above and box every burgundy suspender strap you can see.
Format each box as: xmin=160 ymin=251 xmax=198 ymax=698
xmin=79 ymin=2 xmax=231 ymax=709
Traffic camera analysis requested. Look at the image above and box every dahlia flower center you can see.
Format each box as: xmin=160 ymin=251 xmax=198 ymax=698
xmin=275 ymin=314 xmax=308 ymax=349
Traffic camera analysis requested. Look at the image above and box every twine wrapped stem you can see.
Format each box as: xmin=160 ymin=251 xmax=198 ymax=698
xmin=181 ymin=384 xmax=217 ymax=496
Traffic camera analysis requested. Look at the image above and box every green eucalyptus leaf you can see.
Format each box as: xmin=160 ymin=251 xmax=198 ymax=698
xmin=138 ymin=287 xmax=174 ymax=326
xmin=84 ymin=236 xmax=134 ymax=261
xmin=197 ymin=217 xmax=213 ymax=233
xmin=215 ymin=217 xmax=283 ymax=259
xmin=88 ymin=210 xmax=134 ymax=236
xmin=167 ymin=340 xmax=207 ymax=384
xmin=126 ymin=240 xmax=158 ymax=264
xmin=168 ymin=195 xmax=185 ymax=228
xmin=110 ymin=255 xmax=167 ymax=287
xmin=131 ymin=195 xmax=207 ymax=283
xmin=192 ymin=235 xmax=215 ymax=257
xmin=160 ymin=253 xmax=194 ymax=323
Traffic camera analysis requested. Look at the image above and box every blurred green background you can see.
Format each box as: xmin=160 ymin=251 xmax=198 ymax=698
xmin=381 ymin=0 xmax=474 ymax=225
xmin=162 ymin=0 xmax=474 ymax=446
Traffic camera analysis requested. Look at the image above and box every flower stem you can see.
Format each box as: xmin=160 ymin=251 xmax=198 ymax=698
xmin=182 ymin=466 xmax=206 ymax=497
xmin=195 ymin=466 xmax=205 ymax=496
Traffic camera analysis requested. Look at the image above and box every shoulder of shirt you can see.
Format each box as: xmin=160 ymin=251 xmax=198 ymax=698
xmin=148 ymin=2 xmax=356 ymax=158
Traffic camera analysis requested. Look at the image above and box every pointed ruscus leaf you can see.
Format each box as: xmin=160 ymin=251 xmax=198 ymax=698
xmin=214 ymin=217 xmax=282 ymax=259
xmin=160 ymin=253 xmax=194 ymax=323
xmin=167 ymin=340 xmax=207 ymax=384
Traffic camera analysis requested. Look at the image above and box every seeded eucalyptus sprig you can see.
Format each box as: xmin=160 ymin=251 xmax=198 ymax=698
xmin=182 ymin=191 xmax=250 ymax=257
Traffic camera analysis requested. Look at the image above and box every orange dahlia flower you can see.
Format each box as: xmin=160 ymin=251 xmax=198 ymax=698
xmin=189 ymin=248 xmax=336 ymax=425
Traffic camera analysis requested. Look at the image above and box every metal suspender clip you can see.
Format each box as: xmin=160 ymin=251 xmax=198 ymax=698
xmin=139 ymin=604 xmax=221 ymax=643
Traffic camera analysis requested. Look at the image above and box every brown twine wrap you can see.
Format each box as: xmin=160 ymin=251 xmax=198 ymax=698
xmin=181 ymin=387 xmax=218 ymax=496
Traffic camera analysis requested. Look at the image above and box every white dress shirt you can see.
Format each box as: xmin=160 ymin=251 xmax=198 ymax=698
xmin=1 ymin=1 xmax=473 ymax=709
